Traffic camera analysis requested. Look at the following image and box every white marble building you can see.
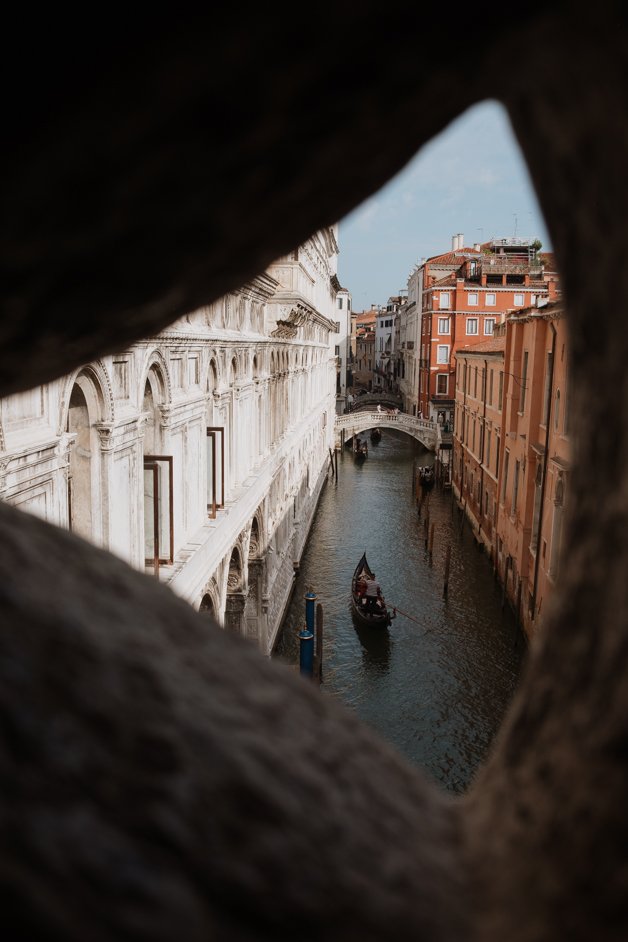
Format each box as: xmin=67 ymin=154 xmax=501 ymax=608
xmin=0 ymin=229 xmax=339 ymax=654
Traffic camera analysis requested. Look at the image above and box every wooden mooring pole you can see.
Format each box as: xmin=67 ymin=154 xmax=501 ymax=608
xmin=314 ymin=602 xmax=324 ymax=684
xmin=443 ymin=543 xmax=451 ymax=597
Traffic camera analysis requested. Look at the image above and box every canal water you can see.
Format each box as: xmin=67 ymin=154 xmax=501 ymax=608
xmin=273 ymin=429 xmax=526 ymax=795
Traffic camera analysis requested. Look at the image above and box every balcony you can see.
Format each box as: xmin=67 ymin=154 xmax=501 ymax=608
xmin=478 ymin=255 xmax=543 ymax=276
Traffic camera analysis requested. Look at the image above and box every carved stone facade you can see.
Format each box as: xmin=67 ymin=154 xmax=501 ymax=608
xmin=0 ymin=232 xmax=339 ymax=654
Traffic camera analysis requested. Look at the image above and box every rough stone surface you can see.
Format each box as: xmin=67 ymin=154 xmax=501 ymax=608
xmin=2 ymin=4 xmax=628 ymax=939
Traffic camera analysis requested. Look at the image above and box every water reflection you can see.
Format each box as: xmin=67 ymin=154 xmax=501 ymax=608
xmin=274 ymin=429 xmax=525 ymax=794
xmin=351 ymin=609 xmax=392 ymax=676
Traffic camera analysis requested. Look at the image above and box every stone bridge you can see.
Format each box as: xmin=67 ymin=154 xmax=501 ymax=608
xmin=335 ymin=410 xmax=438 ymax=452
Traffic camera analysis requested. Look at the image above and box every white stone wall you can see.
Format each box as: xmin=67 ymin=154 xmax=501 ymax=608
xmin=0 ymin=231 xmax=339 ymax=655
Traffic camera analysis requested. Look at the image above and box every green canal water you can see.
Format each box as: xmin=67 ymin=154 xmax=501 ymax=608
xmin=273 ymin=429 xmax=526 ymax=794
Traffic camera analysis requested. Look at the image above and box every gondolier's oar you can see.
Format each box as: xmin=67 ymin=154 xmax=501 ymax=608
xmin=386 ymin=604 xmax=423 ymax=625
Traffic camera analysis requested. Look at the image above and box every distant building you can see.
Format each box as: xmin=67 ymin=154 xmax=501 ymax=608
xmin=374 ymin=296 xmax=404 ymax=394
xmin=351 ymin=308 xmax=378 ymax=392
xmin=335 ymin=285 xmax=352 ymax=413
xmin=417 ymin=234 xmax=556 ymax=429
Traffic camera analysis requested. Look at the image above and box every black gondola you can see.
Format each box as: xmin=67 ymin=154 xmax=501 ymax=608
xmin=353 ymin=438 xmax=368 ymax=461
xmin=418 ymin=465 xmax=435 ymax=489
xmin=351 ymin=552 xmax=395 ymax=628
xmin=370 ymin=427 xmax=382 ymax=444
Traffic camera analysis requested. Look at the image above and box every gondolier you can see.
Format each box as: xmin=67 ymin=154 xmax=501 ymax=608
xmin=351 ymin=553 xmax=395 ymax=628
xmin=364 ymin=573 xmax=382 ymax=612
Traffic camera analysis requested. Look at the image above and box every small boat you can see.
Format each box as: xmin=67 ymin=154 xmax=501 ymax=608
xmin=351 ymin=552 xmax=395 ymax=628
xmin=418 ymin=465 xmax=435 ymax=489
xmin=353 ymin=438 xmax=368 ymax=461
xmin=370 ymin=427 xmax=382 ymax=444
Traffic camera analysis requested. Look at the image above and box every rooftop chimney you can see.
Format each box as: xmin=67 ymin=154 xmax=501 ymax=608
xmin=473 ymin=242 xmax=481 ymax=251
xmin=452 ymin=234 xmax=457 ymax=251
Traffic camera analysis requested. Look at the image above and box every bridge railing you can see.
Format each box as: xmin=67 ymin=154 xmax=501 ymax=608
xmin=335 ymin=411 xmax=437 ymax=434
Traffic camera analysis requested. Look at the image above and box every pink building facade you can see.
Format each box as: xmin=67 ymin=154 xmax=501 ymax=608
xmin=453 ymin=299 xmax=568 ymax=639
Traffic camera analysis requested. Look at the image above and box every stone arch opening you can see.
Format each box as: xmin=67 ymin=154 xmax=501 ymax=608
xmin=199 ymin=593 xmax=215 ymax=617
xmin=225 ymin=545 xmax=245 ymax=635
xmin=65 ymin=368 xmax=108 ymax=544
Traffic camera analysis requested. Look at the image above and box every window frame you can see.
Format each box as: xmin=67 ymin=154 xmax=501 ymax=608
xmin=144 ymin=454 xmax=174 ymax=572
xmin=466 ymin=318 xmax=479 ymax=336
xmin=436 ymin=344 xmax=450 ymax=365
xmin=436 ymin=373 xmax=448 ymax=395
xmin=207 ymin=426 xmax=225 ymax=518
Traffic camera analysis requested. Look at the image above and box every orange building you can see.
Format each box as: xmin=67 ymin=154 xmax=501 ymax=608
xmin=453 ymin=335 xmax=506 ymax=559
xmin=418 ymin=236 xmax=556 ymax=426
xmin=453 ymin=297 xmax=568 ymax=639
xmin=496 ymin=299 xmax=568 ymax=638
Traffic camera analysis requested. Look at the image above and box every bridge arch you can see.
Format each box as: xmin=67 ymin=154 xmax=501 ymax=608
xmin=334 ymin=411 xmax=438 ymax=452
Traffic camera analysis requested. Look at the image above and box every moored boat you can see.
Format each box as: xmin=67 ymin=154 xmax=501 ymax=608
xmin=418 ymin=465 xmax=435 ymax=489
xmin=353 ymin=438 xmax=368 ymax=460
xmin=351 ymin=552 xmax=395 ymax=627
xmin=370 ymin=427 xmax=382 ymax=444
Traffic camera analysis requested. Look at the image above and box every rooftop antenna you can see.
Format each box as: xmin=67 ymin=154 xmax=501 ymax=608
xmin=513 ymin=213 xmax=518 ymax=238
xmin=477 ymin=227 xmax=484 ymax=243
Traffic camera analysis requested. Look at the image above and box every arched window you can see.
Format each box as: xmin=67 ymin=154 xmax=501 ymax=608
xmin=66 ymin=370 xmax=106 ymax=544
xmin=143 ymin=364 xmax=173 ymax=575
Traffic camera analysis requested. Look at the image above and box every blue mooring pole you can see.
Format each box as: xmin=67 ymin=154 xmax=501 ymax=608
xmin=305 ymin=590 xmax=317 ymax=634
xmin=299 ymin=590 xmax=317 ymax=678
xmin=299 ymin=626 xmax=314 ymax=677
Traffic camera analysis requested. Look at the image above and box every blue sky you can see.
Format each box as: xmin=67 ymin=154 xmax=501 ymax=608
xmin=337 ymin=99 xmax=551 ymax=311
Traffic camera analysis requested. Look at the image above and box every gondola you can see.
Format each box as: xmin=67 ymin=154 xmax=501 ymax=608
xmin=370 ymin=427 xmax=382 ymax=444
xmin=351 ymin=552 xmax=395 ymax=628
xmin=353 ymin=438 xmax=368 ymax=461
xmin=418 ymin=465 xmax=435 ymax=489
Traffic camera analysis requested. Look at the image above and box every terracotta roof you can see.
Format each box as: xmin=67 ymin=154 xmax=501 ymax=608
xmin=426 ymin=248 xmax=480 ymax=265
xmin=431 ymin=273 xmax=456 ymax=287
xmin=455 ymin=337 xmax=505 ymax=355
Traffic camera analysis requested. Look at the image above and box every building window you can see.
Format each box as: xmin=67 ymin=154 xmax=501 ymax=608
xmin=486 ymin=430 xmax=491 ymax=469
xmin=543 ymin=351 xmax=553 ymax=425
xmin=437 ymin=345 xmax=449 ymax=364
xmin=436 ymin=373 xmax=448 ymax=395
xmin=468 ymin=292 xmax=478 ymax=306
xmin=514 ymin=293 xmax=525 ymax=306
xmin=439 ymin=292 xmax=451 ymax=309
xmin=484 ymin=318 xmax=495 ymax=335
xmin=531 ymin=464 xmax=542 ymax=550
xmin=554 ymin=389 xmax=561 ymax=430
xmin=338 ymin=297 xmax=343 ymax=309
xmin=466 ymin=318 xmax=479 ymax=335
xmin=549 ymin=479 xmax=565 ymax=579
xmin=438 ymin=317 xmax=450 ymax=334
xmin=498 ymin=371 xmax=504 ymax=410
xmin=488 ymin=369 xmax=494 ymax=405
xmin=486 ymin=293 xmax=496 ymax=306
xmin=502 ymin=450 xmax=510 ymax=503
xmin=207 ymin=427 xmax=225 ymax=518
xmin=144 ymin=455 xmax=174 ymax=573
xmin=512 ymin=460 xmax=520 ymax=516
xmin=474 ymin=366 xmax=478 ymax=397
xmin=519 ymin=351 xmax=528 ymax=413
